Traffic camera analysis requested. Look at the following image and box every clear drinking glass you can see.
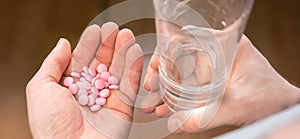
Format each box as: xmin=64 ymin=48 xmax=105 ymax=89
xmin=154 ymin=0 xmax=254 ymax=111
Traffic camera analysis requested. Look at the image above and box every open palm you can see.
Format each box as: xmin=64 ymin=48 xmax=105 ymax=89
xmin=26 ymin=23 xmax=143 ymax=138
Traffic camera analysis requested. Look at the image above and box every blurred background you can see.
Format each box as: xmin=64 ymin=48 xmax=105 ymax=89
xmin=0 ymin=0 xmax=299 ymax=138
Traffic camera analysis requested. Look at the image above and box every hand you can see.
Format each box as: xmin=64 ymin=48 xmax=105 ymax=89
xmin=26 ymin=23 xmax=143 ymax=138
xmin=141 ymin=35 xmax=300 ymax=133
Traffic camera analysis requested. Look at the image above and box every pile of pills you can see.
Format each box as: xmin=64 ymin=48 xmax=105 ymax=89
xmin=63 ymin=64 xmax=119 ymax=112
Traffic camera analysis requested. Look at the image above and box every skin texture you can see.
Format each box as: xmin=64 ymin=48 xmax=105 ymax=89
xmin=142 ymin=35 xmax=300 ymax=133
xmin=26 ymin=23 xmax=144 ymax=138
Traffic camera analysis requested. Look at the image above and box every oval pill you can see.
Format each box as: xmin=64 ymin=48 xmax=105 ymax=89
xmin=90 ymin=104 xmax=101 ymax=112
xmin=71 ymin=72 xmax=81 ymax=78
xmin=108 ymin=76 xmax=118 ymax=85
xmin=97 ymin=64 xmax=107 ymax=73
xmin=91 ymin=77 xmax=97 ymax=86
xmin=87 ymin=95 xmax=96 ymax=106
xmin=100 ymin=89 xmax=110 ymax=98
xmin=91 ymin=87 xmax=99 ymax=96
xmin=80 ymin=77 xmax=88 ymax=82
xmin=96 ymin=98 xmax=106 ymax=105
xmin=109 ymin=85 xmax=119 ymax=90
xmin=76 ymin=82 xmax=87 ymax=90
xmin=81 ymin=80 xmax=91 ymax=90
xmin=91 ymin=93 xmax=98 ymax=98
xmin=77 ymin=90 xmax=88 ymax=96
xmin=78 ymin=95 xmax=89 ymax=106
xmin=84 ymin=75 xmax=93 ymax=82
xmin=88 ymin=67 xmax=97 ymax=76
xmin=68 ymin=84 xmax=78 ymax=94
xmin=81 ymin=72 xmax=93 ymax=82
xmin=82 ymin=66 xmax=89 ymax=74
xmin=100 ymin=71 xmax=110 ymax=81
xmin=95 ymin=79 xmax=105 ymax=90
xmin=63 ymin=77 xmax=73 ymax=87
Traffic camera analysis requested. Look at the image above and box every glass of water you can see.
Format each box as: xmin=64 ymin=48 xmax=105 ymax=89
xmin=153 ymin=0 xmax=254 ymax=111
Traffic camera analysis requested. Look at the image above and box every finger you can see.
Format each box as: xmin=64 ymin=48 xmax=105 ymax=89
xmin=34 ymin=38 xmax=71 ymax=83
xmin=149 ymin=53 xmax=158 ymax=70
xmin=119 ymin=44 xmax=144 ymax=103
xmin=144 ymin=68 xmax=159 ymax=92
xmin=109 ymin=28 xmax=135 ymax=80
xmin=143 ymin=54 xmax=159 ymax=91
xmin=66 ymin=24 xmax=101 ymax=74
xmin=167 ymin=102 xmax=231 ymax=134
xmin=154 ymin=103 xmax=171 ymax=117
xmin=140 ymin=91 xmax=163 ymax=113
xmin=90 ymin=22 xmax=119 ymax=68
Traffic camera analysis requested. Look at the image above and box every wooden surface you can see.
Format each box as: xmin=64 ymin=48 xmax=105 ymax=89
xmin=0 ymin=0 xmax=299 ymax=138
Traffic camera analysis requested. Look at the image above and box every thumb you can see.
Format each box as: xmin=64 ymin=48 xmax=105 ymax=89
xmin=34 ymin=38 xmax=71 ymax=83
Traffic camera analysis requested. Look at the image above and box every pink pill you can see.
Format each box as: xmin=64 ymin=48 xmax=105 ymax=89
xmin=76 ymin=82 xmax=86 ymax=90
xmin=71 ymin=72 xmax=81 ymax=78
xmin=100 ymin=89 xmax=110 ymax=98
xmin=87 ymin=95 xmax=96 ymax=106
xmin=95 ymin=79 xmax=105 ymax=90
xmin=109 ymin=85 xmax=119 ymax=90
xmin=82 ymin=66 xmax=89 ymax=74
xmin=81 ymin=80 xmax=91 ymax=90
xmin=84 ymin=75 xmax=93 ymax=82
xmin=76 ymin=82 xmax=82 ymax=88
xmin=77 ymin=84 xmax=89 ymax=91
xmin=88 ymin=67 xmax=97 ymax=76
xmin=78 ymin=95 xmax=89 ymax=106
xmin=68 ymin=84 xmax=78 ymax=94
xmin=96 ymin=98 xmax=107 ymax=105
xmin=108 ymin=76 xmax=118 ymax=85
xmin=81 ymin=72 xmax=93 ymax=82
xmin=91 ymin=77 xmax=97 ymax=86
xmin=80 ymin=77 xmax=87 ymax=82
xmin=97 ymin=64 xmax=107 ymax=73
xmin=91 ymin=87 xmax=99 ymax=95
xmin=90 ymin=104 xmax=101 ymax=112
xmin=77 ymin=90 xmax=88 ymax=96
xmin=63 ymin=77 xmax=73 ymax=87
xmin=91 ymin=93 xmax=98 ymax=98
xmin=100 ymin=71 xmax=110 ymax=81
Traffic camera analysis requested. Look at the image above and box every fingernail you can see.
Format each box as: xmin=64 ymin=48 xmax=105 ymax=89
xmin=168 ymin=117 xmax=183 ymax=133
xmin=90 ymin=24 xmax=101 ymax=30
xmin=56 ymin=38 xmax=64 ymax=47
